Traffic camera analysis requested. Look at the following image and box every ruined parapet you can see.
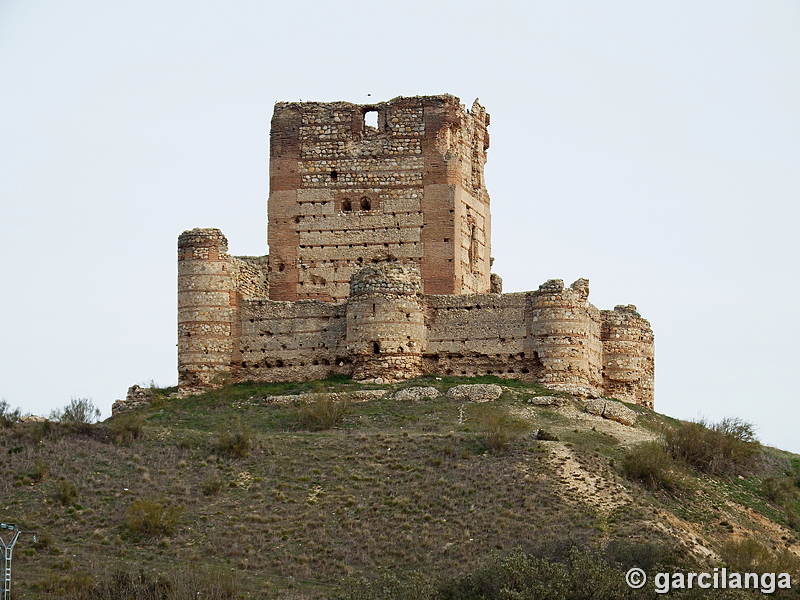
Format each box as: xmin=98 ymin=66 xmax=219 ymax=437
xmin=112 ymin=385 xmax=156 ymax=416
xmin=346 ymin=262 xmax=426 ymax=381
xmin=529 ymin=279 xmax=603 ymax=397
xmin=600 ymin=305 xmax=655 ymax=408
xmin=228 ymin=255 xmax=269 ymax=301
xmin=177 ymin=228 xmax=234 ymax=394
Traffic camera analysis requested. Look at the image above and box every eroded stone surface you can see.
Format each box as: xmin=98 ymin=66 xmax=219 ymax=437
xmin=445 ymin=384 xmax=503 ymax=403
xmin=112 ymin=385 xmax=156 ymax=416
xmin=584 ymin=398 xmax=636 ymax=426
xmin=526 ymin=396 xmax=565 ymax=407
xmin=394 ymin=387 xmax=441 ymax=401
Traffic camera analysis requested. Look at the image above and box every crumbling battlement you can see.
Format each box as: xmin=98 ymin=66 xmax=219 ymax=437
xmin=177 ymin=95 xmax=654 ymax=407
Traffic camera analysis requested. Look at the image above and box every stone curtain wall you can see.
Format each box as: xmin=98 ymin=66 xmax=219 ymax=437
xmin=267 ymin=95 xmax=492 ymax=302
xmin=235 ymin=299 xmax=348 ymax=384
xmin=177 ymin=95 xmax=654 ymax=406
xmin=179 ymin=245 xmax=654 ymax=406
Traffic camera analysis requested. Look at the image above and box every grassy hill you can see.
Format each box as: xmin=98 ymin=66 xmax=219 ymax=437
xmin=1 ymin=376 xmax=799 ymax=599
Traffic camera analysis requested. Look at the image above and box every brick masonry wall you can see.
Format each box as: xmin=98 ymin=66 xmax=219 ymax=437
xmin=178 ymin=244 xmax=654 ymax=406
xmin=177 ymin=96 xmax=653 ymax=407
xmin=267 ymin=95 xmax=491 ymax=301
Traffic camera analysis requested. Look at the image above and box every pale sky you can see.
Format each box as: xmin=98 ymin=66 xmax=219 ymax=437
xmin=1 ymin=1 xmax=798 ymax=452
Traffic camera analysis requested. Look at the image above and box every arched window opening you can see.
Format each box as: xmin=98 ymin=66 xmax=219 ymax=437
xmin=342 ymin=198 xmax=352 ymax=212
xmin=360 ymin=197 xmax=371 ymax=211
xmin=330 ymin=170 xmax=338 ymax=182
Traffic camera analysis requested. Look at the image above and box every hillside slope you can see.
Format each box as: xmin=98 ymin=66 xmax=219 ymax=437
xmin=1 ymin=376 xmax=798 ymax=598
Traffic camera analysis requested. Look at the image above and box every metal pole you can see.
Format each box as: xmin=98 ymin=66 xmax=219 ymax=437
xmin=0 ymin=524 xmax=27 ymax=600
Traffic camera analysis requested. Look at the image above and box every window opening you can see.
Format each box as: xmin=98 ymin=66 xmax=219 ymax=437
xmin=372 ymin=341 xmax=381 ymax=354
xmin=330 ymin=170 xmax=338 ymax=182
xmin=360 ymin=197 xmax=371 ymax=211
xmin=364 ymin=110 xmax=378 ymax=130
xmin=342 ymin=199 xmax=352 ymax=212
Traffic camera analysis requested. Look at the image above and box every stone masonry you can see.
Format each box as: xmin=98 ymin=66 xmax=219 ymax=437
xmin=178 ymin=95 xmax=655 ymax=408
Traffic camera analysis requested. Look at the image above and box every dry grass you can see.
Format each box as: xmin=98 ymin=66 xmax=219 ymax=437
xmin=0 ymin=378 xmax=796 ymax=599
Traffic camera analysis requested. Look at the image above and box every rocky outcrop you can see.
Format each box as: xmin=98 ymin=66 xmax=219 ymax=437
xmin=394 ymin=387 xmax=441 ymax=401
xmin=584 ymin=398 xmax=636 ymax=426
xmin=112 ymin=385 xmax=156 ymax=416
xmin=445 ymin=384 xmax=503 ymax=403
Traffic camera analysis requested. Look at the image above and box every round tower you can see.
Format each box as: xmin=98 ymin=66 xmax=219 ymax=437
xmin=530 ymin=279 xmax=600 ymax=396
xmin=177 ymin=228 xmax=234 ymax=394
xmin=346 ymin=262 xmax=426 ymax=381
xmin=601 ymin=305 xmax=655 ymax=408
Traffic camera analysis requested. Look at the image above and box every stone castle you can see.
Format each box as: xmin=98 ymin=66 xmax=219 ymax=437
xmin=177 ymin=95 xmax=654 ymax=407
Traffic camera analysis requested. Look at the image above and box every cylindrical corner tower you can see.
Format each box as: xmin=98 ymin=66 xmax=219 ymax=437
xmin=177 ymin=228 xmax=234 ymax=394
xmin=346 ymin=263 xmax=426 ymax=381
xmin=530 ymin=279 xmax=599 ymax=396
xmin=600 ymin=305 xmax=655 ymax=408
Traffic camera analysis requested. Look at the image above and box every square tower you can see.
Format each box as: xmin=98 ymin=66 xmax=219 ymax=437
xmin=267 ymin=94 xmax=491 ymax=301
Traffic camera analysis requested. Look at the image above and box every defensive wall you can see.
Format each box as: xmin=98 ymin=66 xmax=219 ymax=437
xmin=178 ymin=230 xmax=654 ymax=407
xmin=177 ymin=94 xmax=654 ymax=408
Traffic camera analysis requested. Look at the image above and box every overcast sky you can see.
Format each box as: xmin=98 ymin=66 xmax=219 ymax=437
xmin=1 ymin=1 xmax=798 ymax=452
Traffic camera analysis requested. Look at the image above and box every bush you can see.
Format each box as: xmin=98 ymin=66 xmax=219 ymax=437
xmin=51 ymin=398 xmax=101 ymax=429
xmin=472 ymin=405 xmax=532 ymax=453
xmin=0 ymin=399 xmax=21 ymax=427
xmin=761 ymin=476 xmax=797 ymax=505
xmin=55 ymin=479 xmax=79 ymax=505
xmin=110 ymin=413 xmax=145 ymax=444
xmin=719 ymin=538 xmax=800 ymax=575
xmin=535 ymin=428 xmax=559 ymax=441
xmin=292 ymin=394 xmax=350 ymax=431
xmin=665 ymin=417 xmax=761 ymax=475
xmin=124 ymin=499 xmax=183 ymax=539
xmin=214 ymin=421 xmax=252 ymax=458
xmin=622 ymin=442 xmax=680 ymax=490
xmin=202 ymin=477 xmax=224 ymax=496
xmin=15 ymin=459 xmax=50 ymax=486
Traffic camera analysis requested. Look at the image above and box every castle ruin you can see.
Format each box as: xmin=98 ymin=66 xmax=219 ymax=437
xmin=177 ymin=95 xmax=654 ymax=407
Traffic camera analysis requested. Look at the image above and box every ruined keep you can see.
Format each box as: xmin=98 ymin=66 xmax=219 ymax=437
xmin=178 ymin=95 xmax=655 ymax=408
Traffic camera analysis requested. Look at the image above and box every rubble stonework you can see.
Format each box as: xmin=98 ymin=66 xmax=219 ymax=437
xmin=177 ymin=95 xmax=655 ymax=407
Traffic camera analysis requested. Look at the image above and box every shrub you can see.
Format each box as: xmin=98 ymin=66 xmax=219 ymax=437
xmin=124 ymin=498 xmax=183 ymax=539
xmin=214 ymin=421 xmax=252 ymax=458
xmin=50 ymin=398 xmax=101 ymax=429
xmin=719 ymin=538 xmax=800 ymax=575
xmin=761 ymin=476 xmax=796 ymax=505
xmin=110 ymin=413 xmax=145 ymax=444
xmin=535 ymin=428 xmax=559 ymax=441
xmin=202 ymin=477 xmax=224 ymax=496
xmin=55 ymin=479 xmax=79 ymax=505
xmin=665 ymin=417 xmax=761 ymax=475
xmin=622 ymin=442 xmax=680 ymax=490
xmin=0 ymin=399 xmax=21 ymax=428
xmin=15 ymin=459 xmax=50 ymax=486
xmin=292 ymin=394 xmax=350 ymax=431
xmin=472 ymin=405 xmax=532 ymax=453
